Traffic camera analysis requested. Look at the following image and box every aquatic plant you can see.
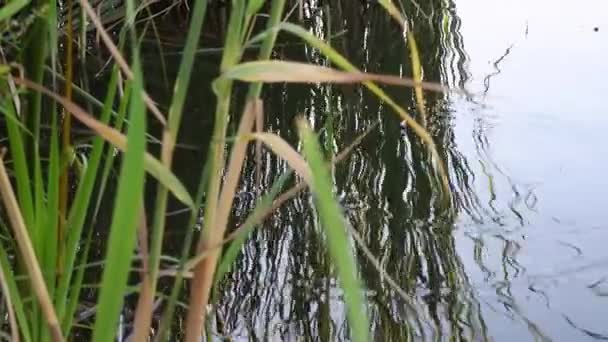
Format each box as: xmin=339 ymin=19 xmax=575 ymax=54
xmin=0 ymin=0 xmax=466 ymax=340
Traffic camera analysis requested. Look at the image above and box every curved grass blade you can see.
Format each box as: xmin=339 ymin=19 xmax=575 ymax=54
xmin=376 ymin=0 xmax=427 ymax=125
xmin=296 ymin=117 xmax=369 ymax=342
xmin=220 ymin=60 xmax=452 ymax=94
xmin=76 ymin=0 xmax=166 ymax=125
xmin=407 ymin=30 xmax=427 ymax=125
xmin=249 ymin=23 xmax=453 ymax=205
xmin=11 ymin=77 xmax=194 ymax=208
xmin=248 ymin=131 xmax=312 ymax=184
xmin=132 ymin=0 xmax=209 ymax=338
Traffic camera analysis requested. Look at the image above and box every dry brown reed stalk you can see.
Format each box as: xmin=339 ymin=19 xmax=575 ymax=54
xmin=132 ymin=206 xmax=154 ymax=342
xmin=0 ymin=151 xmax=64 ymax=342
xmin=179 ymin=120 xmax=380 ymax=273
xmin=0 ymin=248 xmax=19 ymax=342
xmin=185 ymin=99 xmax=260 ymax=341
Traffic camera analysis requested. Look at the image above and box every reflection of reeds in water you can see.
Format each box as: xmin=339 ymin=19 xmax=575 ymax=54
xmin=0 ymin=0 xmax=535 ymax=340
xmin=211 ymin=1 xmax=491 ymax=340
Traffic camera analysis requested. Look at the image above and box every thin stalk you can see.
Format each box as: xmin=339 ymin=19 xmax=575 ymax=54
xmin=59 ymin=66 xmax=122 ymax=334
xmin=58 ymin=0 xmax=74 ymax=278
xmin=21 ymin=10 xmax=48 ymax=170
xmin=0 ymin=238 xmax=33 ymax=342
xmin=90 ymin=52 xmax=147 ymax=342
xmin=155 ymin=161 xmax=210 ymax=342
xmin=185 ymin=3 xmax=247 ymax=340
xmin=246 ymin=0 xmax=286 ymax=99
xmin=0 ymin=154 xmax=64 ymax=342
xmin=53 ymin=60 xmax=124 ymax=325
xmin=246 ymin=0 xmax=285 ymax=191
xmin=131 ymin=0 xmax=208 ymax=339
xmin=186 ymin=99 xmax=258 ymax=341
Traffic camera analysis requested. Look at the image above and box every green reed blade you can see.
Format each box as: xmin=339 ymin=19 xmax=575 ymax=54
xmin=0 ymin=0 xmax=29 ymax=21
xmin=57 ymin=65 xmax=121 ymax=333
xmin=0 ymin=83 xmax=34 ymax=231
xmin=297 ymin=117 xmax=369 ymax=342
xmin=54 ymin=65 xmax=120 ymax=324
xmin=0 ymin=239 xmax=33 ymax=342
xmin=247 ymin=0 xmax=286 ymax=99
xmin=133 ymin=0 xmax=208 ymax=338
xmin=91 ymin=56 xmax=146 ymax=342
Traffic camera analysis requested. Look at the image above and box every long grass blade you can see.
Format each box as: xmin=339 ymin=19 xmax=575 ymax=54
xmin=221 ymin=60 xmax=452 ymax=93
xmin=57 ymin=65 xmax=121 ymax=332
xmin=90 ymin=55 xmax=147 ymax=342
xmin=0 ymin=0 xmax=29 ymax=21
xmin=42 ymin=106 xmax=60 ymax=298
xmin=156 ymin=160 xmax=211 ymax=341
xmin=58 ymin=0 xmax=76 ymax=285
xmin=296 ymin=117 xmax=369 ymax=342
xmin=132 ymin=0 xmax=208 ymax=338
xmin=0 ymin=240 xmax=21 ymax=342
xmin=186 ymin=97 xmax=257 ymax=341
xmin=0 ymin=241 xmax=32 ymax=342
xmin=0 ymin=79 xmax=35 ymax=232
xmin=185 ymin=2 xmax=247 ymax=339
xmin=0 ymin=153 xmax=64 ymax=342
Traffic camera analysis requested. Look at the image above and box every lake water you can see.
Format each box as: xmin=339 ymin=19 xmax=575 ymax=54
xmin=134 ymin=0 xmax=608 ymax=340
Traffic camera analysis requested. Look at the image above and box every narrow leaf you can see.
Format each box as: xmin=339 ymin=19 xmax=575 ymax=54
xmin=0 ymin=155 xmax=64 ymax=342
xmin=0 ymin=241 xmax=32 ymax=342
xmin=12 ymin=78 xmax=194 ymax=207
xmin=0 ymin=0 xmax=29 ymax=21
xmin=91 ymin=56 xmax=147 ymax=342
xmin=296 ymin=117 xmax=369 ymax=342
xmin=221 ymin=60 xmax=451 ymax=94
xmin=248 ymin=132 xmax=312 ymax=184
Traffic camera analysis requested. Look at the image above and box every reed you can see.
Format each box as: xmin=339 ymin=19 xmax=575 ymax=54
xmin=0 ymin=0 xmax=457 ymax=339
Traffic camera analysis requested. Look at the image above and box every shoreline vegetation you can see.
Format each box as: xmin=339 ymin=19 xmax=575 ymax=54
xmin=0 ymin=1 xmax=460 ymax=340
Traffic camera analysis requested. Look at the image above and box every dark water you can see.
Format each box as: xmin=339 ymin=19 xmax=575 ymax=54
xmin=112 ymin=0 xmax=608 ymax=340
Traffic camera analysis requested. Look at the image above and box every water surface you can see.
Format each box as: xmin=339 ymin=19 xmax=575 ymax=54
xmin=135 ymin=1 xmax=608 ymax=340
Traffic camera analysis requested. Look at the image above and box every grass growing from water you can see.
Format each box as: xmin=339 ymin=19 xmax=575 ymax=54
xmin=0 ymin=0 xmax=454 ymax=340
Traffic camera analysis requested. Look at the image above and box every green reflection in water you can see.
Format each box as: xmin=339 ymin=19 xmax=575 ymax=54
xmin=75 ymin=1 xmax=500 ymax=340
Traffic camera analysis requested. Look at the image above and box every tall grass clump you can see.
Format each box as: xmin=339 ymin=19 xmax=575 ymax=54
xmin=0 ymin=0 xmax=455 ymax=340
